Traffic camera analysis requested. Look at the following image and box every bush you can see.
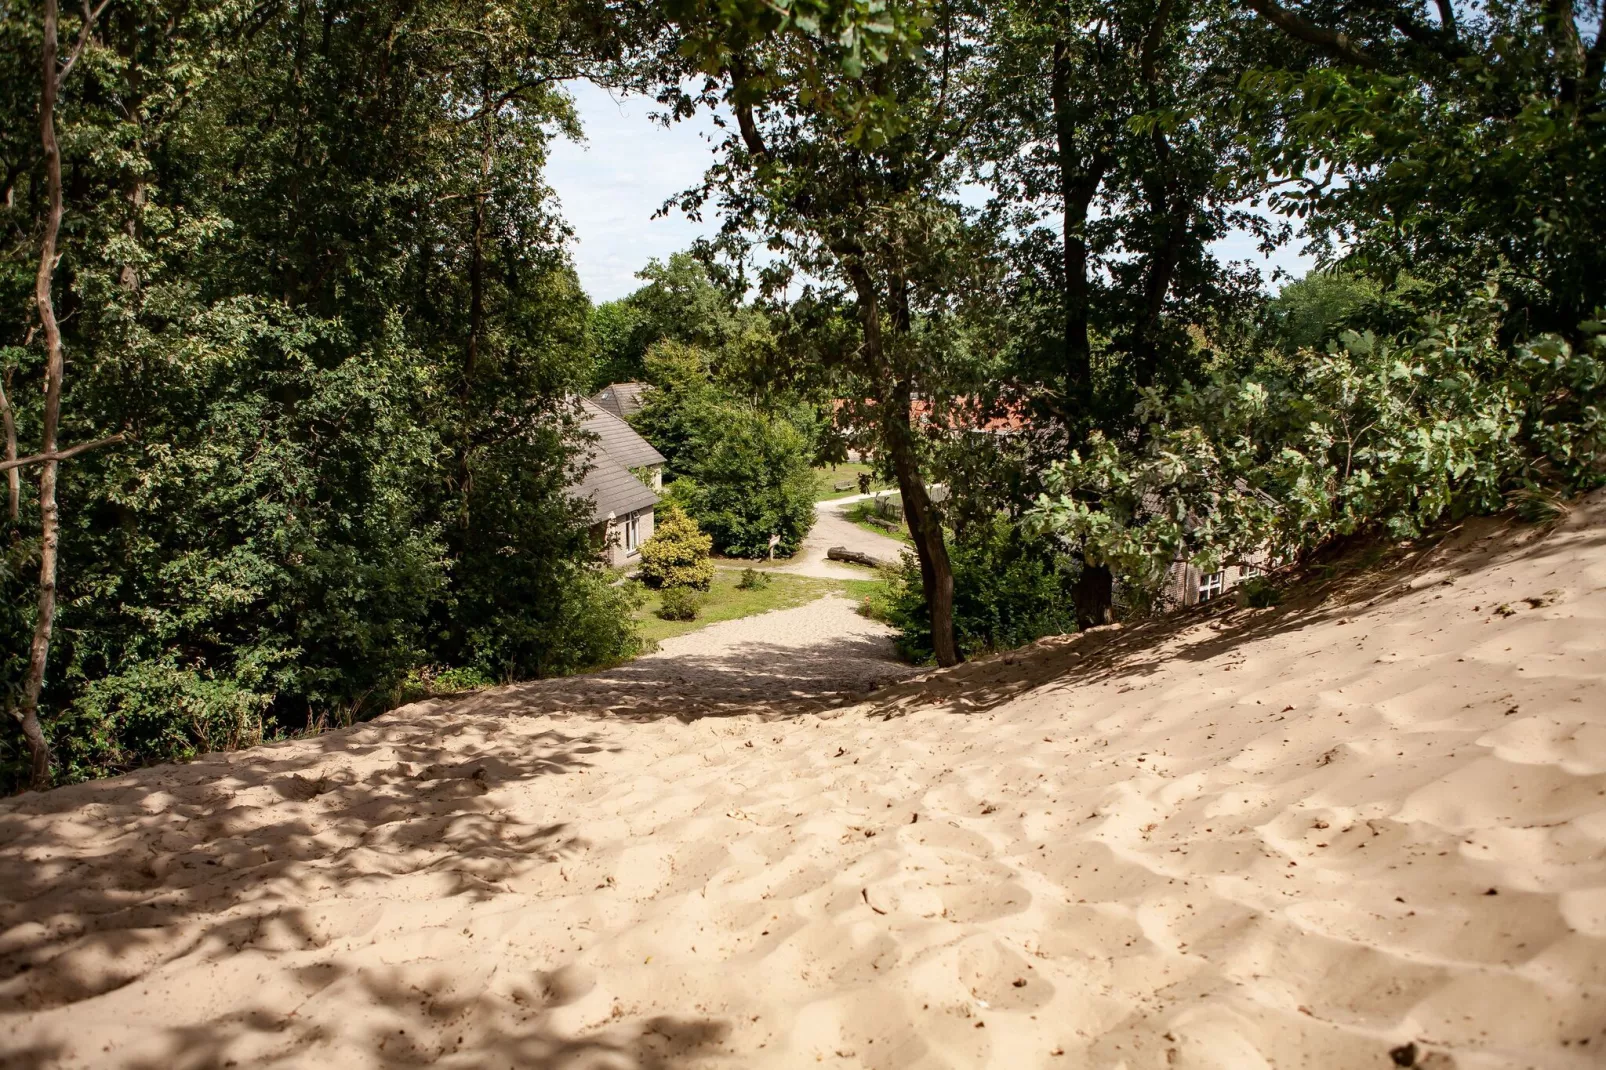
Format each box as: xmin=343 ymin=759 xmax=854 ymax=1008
xmin=637 ymin=503 xmax=714 ymax=590
xmin=1029 ymin=300 xmax=1606 ymax=603
xmin=42 ymin=662 xmax=272 ymax=784
xmin=882 ymin=516 xmax=1080 ymax=663
xmin=736 ymin=567 xmax=771 ymax=590
xmin=1235 ymin=575 xmax=1283 ymax=608
xmin=656 ymin=586 xmax=703 ymax=621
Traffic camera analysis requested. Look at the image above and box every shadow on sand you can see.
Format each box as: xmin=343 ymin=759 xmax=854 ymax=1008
xmin=0 ymin=626 xmax=906 ymax=1068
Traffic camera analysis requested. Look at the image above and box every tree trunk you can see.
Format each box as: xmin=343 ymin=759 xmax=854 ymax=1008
xmin=0 ymin=369 xmax=18 ymax=522
xmin=1073 ymin=560 xmax=1113 ymax=630
xmin=884 ymin=378 xmax=960 ymax=667
xmin=1051 ymin=34 xmax=1103 ymax=402
xmin=19 ymin=0 xmax=69 ymax=790
xmin=842 ymin=258 xmax=961 ymax=668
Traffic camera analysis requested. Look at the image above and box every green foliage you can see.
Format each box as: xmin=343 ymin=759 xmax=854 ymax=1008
xmin=588 ymin=253 xmax=775 ymax=391
xmin=882 ymin=517 xmax=1080 ymax=663
xmin=1235 ymin=576 xmax=1283 ymax=609
xmin=1262 ymin=272 xmax=1385 ymax=354
xmin=655 ymin=585 xmax=704 ymax=621
xmin=49 ymin=662 xmax=272 ymax=783
xmin=1028 ymin=297 xmax=1606 ymax=602
xmin=0 ymin=0 xmax=634 ymax=790
xmin=637 ymin=503 xmax=715 ymax=590
xmin=633 ymin=343 xmax=819 ymax=557
xmin=1238 ymin=1 xmax=1606 ymax=339
xmin=736 ymin=567 xmax=771 ymax=590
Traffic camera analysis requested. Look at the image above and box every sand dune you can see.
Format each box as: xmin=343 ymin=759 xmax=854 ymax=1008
xmin=3 ymin=495 xmax=1605 ymax=1069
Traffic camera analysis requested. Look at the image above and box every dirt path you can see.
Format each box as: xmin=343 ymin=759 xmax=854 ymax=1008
xmin=767 ymin=495 xmax=908 ymax=579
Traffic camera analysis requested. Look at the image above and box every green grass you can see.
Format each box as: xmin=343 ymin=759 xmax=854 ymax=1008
xmin=839 ymin=576 xmax=898 ymax=624
xmin=633 ymin=572 xmax=848 ymax=644
xmin=845 ymin=498 xmax=912 ymax=544
xmin=814 ymin=462 xmax=892 ymax=502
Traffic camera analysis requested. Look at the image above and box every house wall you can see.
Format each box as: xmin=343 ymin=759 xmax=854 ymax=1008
xmin=1162 ymin=552 xmax=1273 ymax=609
xmin=595 ymin=506 xmax=656 ymax=569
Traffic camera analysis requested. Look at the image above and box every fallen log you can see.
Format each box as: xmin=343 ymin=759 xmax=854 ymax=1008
xmin=827 ymin=546 xmax=894 ymax=570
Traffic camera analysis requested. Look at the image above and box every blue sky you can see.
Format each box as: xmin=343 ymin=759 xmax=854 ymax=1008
xmin=546 ymin=81 xmax=1314 ymax=304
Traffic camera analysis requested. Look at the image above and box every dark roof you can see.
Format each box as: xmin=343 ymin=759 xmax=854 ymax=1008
xmin=570 ymin=398 xmax=663 ymax=523
xmin=572 ymin=454 xmax=659 ymax=523
xmin=589 ymin=382 xmax=648 ymax=420
xmin=579 ymin=398 xmax=664 ymax=470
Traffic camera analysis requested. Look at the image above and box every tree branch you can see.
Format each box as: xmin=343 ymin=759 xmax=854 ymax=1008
xmin=55 ymin=0 xmax=113 ymax=88
xmin=452 ymin=74 xmax=563 ymax=125
xmin=1239 ymin=0 xmax=1379 ymax=69
xmin=0 ymin=434 xmax=127 ymax=474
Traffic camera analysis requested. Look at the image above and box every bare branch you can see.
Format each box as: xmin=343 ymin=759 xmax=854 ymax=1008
xmin=1240 ymin=0 xmax=1379 ymax=69
xmin=55 ymin=0 xmax=113 ymax=88
xmin=452 ymin=75 xmax=563 ymax=125
xmin=0 ymin=434 xmax=128 ymax=474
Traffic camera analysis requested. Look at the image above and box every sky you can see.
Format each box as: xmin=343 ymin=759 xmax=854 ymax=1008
xmin=545 ymin=81 xmax=1315 ymax=305
xmin=545 ymin=82 xmax=726 ymax=303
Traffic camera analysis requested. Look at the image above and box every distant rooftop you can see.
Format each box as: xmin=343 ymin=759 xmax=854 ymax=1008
xmin=589 ymin=382 xmax=648 ymax=421
xmin=572 ymin=398 xmax=663 ymax=523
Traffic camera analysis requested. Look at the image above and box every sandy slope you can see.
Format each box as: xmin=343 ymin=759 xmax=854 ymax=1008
xmin=3 ymin=497 xmax=1606 ymax=1070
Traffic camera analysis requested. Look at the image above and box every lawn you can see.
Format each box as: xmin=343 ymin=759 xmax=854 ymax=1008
xmin=844 ymin=498 xmax=912 ymax=544
xmin=633 ymin=571 xmax=848 ymax=644
xmin=814 ymin=462 xmax=892 ymax=501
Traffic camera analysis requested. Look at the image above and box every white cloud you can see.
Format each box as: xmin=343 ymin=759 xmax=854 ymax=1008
xmin=547 ymin=83 xmax=725 ymax=302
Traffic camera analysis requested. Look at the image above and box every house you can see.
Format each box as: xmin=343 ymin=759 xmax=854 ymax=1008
xmin=588 ymin=382 xmax=648 ymax=421
xmin=572 ymin=398 xmax=665 ymax=567
xmin=1158 ymin=558 xmax=1270 ymax=608
xmin=1136 ymin=488 xmax=1278 ymax=610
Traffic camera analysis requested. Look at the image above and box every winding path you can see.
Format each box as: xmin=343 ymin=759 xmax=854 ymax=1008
xmin=766 ymin=493 xmax=908 ymax=579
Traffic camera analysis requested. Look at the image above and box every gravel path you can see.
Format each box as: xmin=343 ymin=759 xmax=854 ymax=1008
xmin=449 ymin=593 xmax=916 ymax=724
xmin=766 ymin=496 xmax=908 ymax=579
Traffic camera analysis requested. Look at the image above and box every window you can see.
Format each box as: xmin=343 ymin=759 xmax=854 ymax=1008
xmin=1198 ymin=570 xmax=1226 ymax=602
xmin=624 ymin=511 xmax=641 ymax=554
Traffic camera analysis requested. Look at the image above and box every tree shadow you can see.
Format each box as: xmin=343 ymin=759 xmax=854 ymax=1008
xmin=864 ymin=504 xmax=1591 ymax=720
xmin=0 ymin=623 xmax=908 ymax=1066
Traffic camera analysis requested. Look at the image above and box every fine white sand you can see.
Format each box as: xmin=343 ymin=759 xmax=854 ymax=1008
xmin=3 ymin=495 xmax=1605 ymax=1069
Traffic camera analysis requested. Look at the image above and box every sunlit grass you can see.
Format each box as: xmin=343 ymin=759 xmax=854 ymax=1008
xmin=814 ymin=462 xmax=892 ymax=501
xmin=633 ymin=571 xmax=848 ymax=644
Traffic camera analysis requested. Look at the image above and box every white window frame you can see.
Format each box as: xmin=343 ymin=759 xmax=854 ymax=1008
xmin=1198 ymin=570 xmax=1226 ymax=602
xmin=624 ymin=511 xmax=641 ymax=554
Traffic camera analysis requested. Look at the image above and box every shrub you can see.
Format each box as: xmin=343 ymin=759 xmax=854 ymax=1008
xmin=637 ymin=503 xmax=714 ymax=590
xmin=1235 ymin=575 xmax=1283 ymax=608
xmin=1028 ymin=301 xmax=1606 ymax=603
xmin=882 ymin=516 xmax=1080 ymax=663
xmin=43 ymin=661 xmax=272 ymax=783
xmin=736 ymin=567 xmax=771 ymax=590
xmin=656 ymin=586 xmax=703 ymax=621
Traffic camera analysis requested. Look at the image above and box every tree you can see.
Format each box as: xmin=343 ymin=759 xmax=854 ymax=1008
xmin=632 ymin=340 xmax=817 ymax=557
xmin=0 ymin=0 xmax=641 ymax=789
xmin=1237 ymin=0 xmax=1605 ymax=340
xmin=588 ymin=251 xmax=776 ymax=392
xmin=7 ymin=0 xmax=120 ymax=789
xmin=970 ymin=0 xmax=1276 ymax=627
xmin=665 ymin=0 xmax=1005 ymax=666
